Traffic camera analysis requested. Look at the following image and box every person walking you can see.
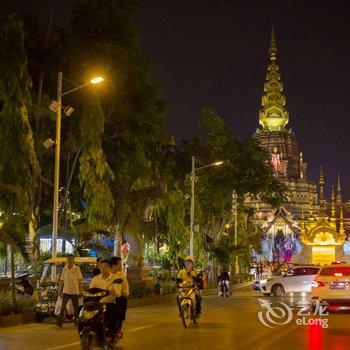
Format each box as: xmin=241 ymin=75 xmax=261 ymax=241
xmin=56 ymin=255 xmax=83 ymax=327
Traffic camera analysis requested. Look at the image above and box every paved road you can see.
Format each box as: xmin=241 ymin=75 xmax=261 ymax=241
xmin=0 ymin=287 xmax=349 ymax=350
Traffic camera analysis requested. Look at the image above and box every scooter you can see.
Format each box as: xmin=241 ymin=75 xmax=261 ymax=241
xmin=218 ymin=280 xmax=229 ymax=297
xmin=178 ymin=281 xmax=199 ymax=328
xmin=77 ymin=279 xmax=123 ymax=350
xmin=9 ymin=274 xmax=34 ymax=296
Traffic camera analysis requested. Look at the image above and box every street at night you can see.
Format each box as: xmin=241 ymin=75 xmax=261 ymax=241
xmin=1 ymin=1 xmax=350 ymax=349
xmin=0 ymin=287 xmax=348 ymax=350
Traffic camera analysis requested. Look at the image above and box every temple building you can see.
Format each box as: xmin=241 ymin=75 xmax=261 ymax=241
xmin=250 ymin=28 xmax=349 ymax=265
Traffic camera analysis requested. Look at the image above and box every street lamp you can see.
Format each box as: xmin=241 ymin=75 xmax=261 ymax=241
xmin=51 ymin=72 xmax=104 ymax=264
xmin=232 ymin=191 xmax=238 ymax=280
xmin=190 ymin=156 xmax=223 ymax=257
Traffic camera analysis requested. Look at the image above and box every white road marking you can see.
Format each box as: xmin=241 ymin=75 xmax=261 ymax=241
xmin=129 ymin=324 xmax=155 ymax=332
xmin=44 ymin=341 xmax=80 ymax=350
xmin=210 ymin=307 xmax=224 ymax=312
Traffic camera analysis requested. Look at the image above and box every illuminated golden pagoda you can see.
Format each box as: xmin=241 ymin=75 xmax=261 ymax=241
xmin=300 ymin=168 xmax=346 ymax=265
xmin=259 ymin=26 xmax=289 ymax=132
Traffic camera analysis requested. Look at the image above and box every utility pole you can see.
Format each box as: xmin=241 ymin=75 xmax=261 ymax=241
xmin=190 ymin=156 xmax=195 ymax=257
xmin=51 ymin=72 xmax=62 ymax=261
xmin=232 ymin=191 xmax=238 ymax=281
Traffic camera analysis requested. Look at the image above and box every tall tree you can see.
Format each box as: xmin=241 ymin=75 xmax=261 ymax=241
xmin=64 ymin=0 xmax=166 ymax=261
xmin=79 ymin=96 xmax=115 ymax=229
xmin=0 ymin=14 xmax=39 ymax=305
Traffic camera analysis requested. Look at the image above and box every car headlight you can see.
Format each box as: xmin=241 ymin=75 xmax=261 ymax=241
xmin=259 ymin=279 xmax=268 ymax=284
xmin=82 ymin=309 xmax=99 ymax=320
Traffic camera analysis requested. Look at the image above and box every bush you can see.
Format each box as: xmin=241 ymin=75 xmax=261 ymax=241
xmin=129 ymin=281 xmax=151 ymax=299
xmin=149 ymin=268 xmax=172 ymax=282
xmin=159 ymin=280 xmax=176 ymax=295
xmin=0 ymin=293 xmax=14 ymax=316
xmin=0 ymin=292 xmax=36 ymax=316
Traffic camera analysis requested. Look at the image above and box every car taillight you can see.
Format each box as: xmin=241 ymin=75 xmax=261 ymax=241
xmin=311 ymin=281 xmax=325 ymax=288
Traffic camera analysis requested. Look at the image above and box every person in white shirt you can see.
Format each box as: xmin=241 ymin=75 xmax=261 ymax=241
xmin=90 ymin=259 xmax=114 ymax=290
xmin=110 ymin=257 xmax=129 ymax=338
xmin=89 ymin=259 xmax=124 ymax=342
xmin=56 ymin=255 xmax=83 ymax=327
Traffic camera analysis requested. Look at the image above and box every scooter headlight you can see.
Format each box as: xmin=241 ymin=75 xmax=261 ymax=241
xmin=82 ymin=309 xmax=99 ymax=320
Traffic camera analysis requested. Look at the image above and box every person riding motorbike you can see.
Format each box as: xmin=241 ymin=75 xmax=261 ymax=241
xmin=89 ymin=259 xmax=122 ymax=346
xmin=110 ymin=257 xmax=129 ymax=339
xmin=218 ymin=268 xmax=230 ymax=297
xmin=176 ymin=256 xmax=203 ymax=316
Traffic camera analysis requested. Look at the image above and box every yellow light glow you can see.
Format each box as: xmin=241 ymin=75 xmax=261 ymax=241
xmin=214 ymin=161 xmax=223 ymax=166
xmin=90 ymin=76 xmax=104 ymax=85
xmin=312 ymin=246 xmax=335 ymax=266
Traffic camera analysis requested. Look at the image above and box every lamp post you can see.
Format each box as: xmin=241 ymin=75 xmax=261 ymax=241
xmin=51 ymin=72 xmax=104 ymax=262
xmin=189 ymin=156 xmax=223 ymax=257
xmin=232 ymin=190 xmax=238 ymax=281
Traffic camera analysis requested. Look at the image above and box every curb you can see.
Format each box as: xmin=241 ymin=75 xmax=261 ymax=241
xmin=0 ymin=313 xmax=34 ymax=328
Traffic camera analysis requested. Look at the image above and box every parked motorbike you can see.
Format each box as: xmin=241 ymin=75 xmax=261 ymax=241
xmin=178 ymin=281 xmax=199 ymax=328
xmin=9 ymin=274 xmax=34 ymax=296
xmin=34 ymin=280 xmax=58 ymax=323
xmin=77 ymin=279 xmax=124 ymax=350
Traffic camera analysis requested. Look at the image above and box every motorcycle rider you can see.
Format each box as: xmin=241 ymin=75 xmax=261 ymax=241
xmin=89 ymin=259 xmax=115 ymax=346
xmin=218 ymin=268 xmax=230 ymax=297
xmin=176 ymin=256 xmax=203 ymax=316
xmin=110 ymin=257 xmax=129 ymax=339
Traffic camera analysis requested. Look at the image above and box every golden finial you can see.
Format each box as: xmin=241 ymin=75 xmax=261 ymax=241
xmin=331 ymin=185 xmax=336 ymax=219
xmin=319 ymin=166 xmax=326 ymax=211
xmin=269 ymin=24 xmax=277 ymax=61
xmin=336 ymin=173 xmax=342 ymax=205
xmin=339 ymin=195 xmax=345 ymax=238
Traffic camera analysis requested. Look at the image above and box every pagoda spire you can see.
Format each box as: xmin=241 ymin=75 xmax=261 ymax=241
xmin=336 ymin=173 xmax=342 ymax=205
xmin=339 ymin=201 xmax=345 ymax=238
xmin=319 ymin=166 xmax=326 ymax=211
xmin=308 ymin=184 xmax=313 ymax=216
xmin=259 ymin=25 xmax=289 ymax=132
xmin=331 ymin=185 xmax=336 ymax=219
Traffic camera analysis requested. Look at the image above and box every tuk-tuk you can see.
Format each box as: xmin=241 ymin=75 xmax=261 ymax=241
xmin=34 ymin=256 xmax=97 ymax=323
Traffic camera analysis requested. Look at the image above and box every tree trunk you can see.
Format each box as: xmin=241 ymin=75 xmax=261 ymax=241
xmin=113 ymin=222 xmax=122 ymax=257
xmin=10 ymin=247 xmax=16 ymax=311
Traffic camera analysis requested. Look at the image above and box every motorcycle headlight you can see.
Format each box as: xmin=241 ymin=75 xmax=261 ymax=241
xmin=82 ymin=309 xmax=99 ymax=320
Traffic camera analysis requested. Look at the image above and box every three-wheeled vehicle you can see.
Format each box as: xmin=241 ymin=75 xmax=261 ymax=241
xmin=34 ymin=257 xmax=97 ymax=323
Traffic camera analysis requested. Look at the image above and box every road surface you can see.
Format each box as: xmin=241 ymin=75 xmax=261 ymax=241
xmin=0 ymin=287 xmax=349 ymax=350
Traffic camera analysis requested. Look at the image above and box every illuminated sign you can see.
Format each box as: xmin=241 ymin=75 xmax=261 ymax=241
xmin=312 ymin=246 xmax=335 ymax=265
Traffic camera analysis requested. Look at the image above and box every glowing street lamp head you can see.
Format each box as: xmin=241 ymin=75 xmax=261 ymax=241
xmin=90 ymin=76 xmax=104 ymax=85
xmin=213 ymin=161 xmax=224 ymax=166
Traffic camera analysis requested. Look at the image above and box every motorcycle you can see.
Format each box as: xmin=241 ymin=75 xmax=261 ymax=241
xmin=77 ymin=279 xmax=124 ymax=350
xmin=34 ymin=256 xmax=97 ymax=323
xmin=34 ymin=280 xmax=58 ymax=323
xmin=9 ymin=274 xmax=34 ymax=296
xmin=218 ymin=280 xmax=229 ymax=297
xmin=178 ymin=281 xmax=199 ymax=328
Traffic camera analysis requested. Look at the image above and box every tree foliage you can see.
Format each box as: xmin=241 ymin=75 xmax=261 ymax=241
xmin=0 ymin=14 xmax=38 ymax=258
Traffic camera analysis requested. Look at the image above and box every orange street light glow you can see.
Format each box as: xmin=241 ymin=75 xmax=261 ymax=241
xmin=90 ymin=76 xmax=104 ymax=84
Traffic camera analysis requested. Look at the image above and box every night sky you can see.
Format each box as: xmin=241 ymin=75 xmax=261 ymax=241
xmin=1 ymin=1 xmax=350 ymax=199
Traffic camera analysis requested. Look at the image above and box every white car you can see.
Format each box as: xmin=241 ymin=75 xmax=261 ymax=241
xmin=260 ymin=266 xmax=320 ymax=296
xmin=311 ymin=263 xmax=350 ymax=311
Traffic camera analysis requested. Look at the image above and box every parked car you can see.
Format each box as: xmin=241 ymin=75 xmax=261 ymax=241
xmin=34 ymin=257 xmax=97 ymax=323
xmin=311 ymin=263 xmax=350 ymax=311
xmin=260 ymin=266 xmax=320 ymax=296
